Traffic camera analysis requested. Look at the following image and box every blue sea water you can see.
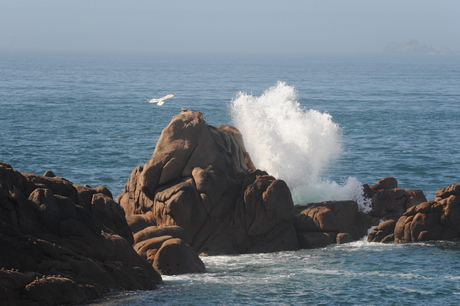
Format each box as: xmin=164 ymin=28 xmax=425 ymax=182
xmin=1 ymin=52 xmax=460 ymax=305
xmin=97 ymin=241 xmax=460 ymax=306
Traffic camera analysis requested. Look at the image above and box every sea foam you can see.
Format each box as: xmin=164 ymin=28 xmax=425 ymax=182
xmin=230 ymin=81 xmax=371 ymax=211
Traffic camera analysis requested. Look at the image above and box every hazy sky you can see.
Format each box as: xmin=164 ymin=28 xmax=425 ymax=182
xmin=1 ymin=0 xmax=459 ymax=55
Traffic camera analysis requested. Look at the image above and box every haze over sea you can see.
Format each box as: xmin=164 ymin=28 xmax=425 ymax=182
xmin=1 ymin=52 xmax=460 ymax=305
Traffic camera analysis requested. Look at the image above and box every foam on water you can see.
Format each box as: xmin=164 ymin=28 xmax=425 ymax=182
xmin=230 ymin=81 xmax=371 ymax=211
xmin=92 ymin=240 xmax=460 ymax=305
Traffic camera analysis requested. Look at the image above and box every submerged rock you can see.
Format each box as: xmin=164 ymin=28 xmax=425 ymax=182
xmin=0 ymin=162 xmax=161 ymax=305
xmin=118 ymin=109 xmax=299 ymax=261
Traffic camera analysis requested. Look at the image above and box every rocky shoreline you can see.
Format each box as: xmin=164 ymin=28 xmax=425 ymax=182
xmin=2 ymin=109 xmax=459 ymax=305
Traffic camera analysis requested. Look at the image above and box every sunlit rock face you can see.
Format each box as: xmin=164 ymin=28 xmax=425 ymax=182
xmin=118 ymin=109 xmax=299 ymax=258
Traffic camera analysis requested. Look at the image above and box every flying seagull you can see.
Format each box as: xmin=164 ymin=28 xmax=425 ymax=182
xmin=148 ymin=93 xmax=176 ymax=105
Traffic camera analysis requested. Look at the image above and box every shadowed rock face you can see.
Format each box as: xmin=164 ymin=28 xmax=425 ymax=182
xmin=0 ymin=162 xmax=161 ymax=306
xmin=118 ymin=109 xmax=299 ymax=257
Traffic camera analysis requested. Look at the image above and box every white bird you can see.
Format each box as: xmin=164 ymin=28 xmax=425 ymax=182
xmin=148 ymin=94 xmax=176 ymax=105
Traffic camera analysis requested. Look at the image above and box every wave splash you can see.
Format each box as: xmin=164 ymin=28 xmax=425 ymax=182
xmin=230 ymin=81 xmax=371 ymax=211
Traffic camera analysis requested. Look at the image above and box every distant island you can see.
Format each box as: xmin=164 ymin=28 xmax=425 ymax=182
xmin=384 ymin=39 xmax=460 ymax=54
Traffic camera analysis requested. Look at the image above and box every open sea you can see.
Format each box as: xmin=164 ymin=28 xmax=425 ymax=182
xmin=1 ymin=52 xmax=460 ymax=305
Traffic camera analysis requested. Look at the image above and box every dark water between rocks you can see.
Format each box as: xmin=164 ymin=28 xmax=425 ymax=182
xmin=1 ymin=52 xmax=459 ymax=305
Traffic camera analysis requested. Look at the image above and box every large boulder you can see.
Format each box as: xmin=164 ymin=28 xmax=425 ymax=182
xmin=118 ymin=109 xmax=299 ymax=257
xmin=131 ymin=224 xmax=204 ymax=276
xmin=153 ymin=238 xmax=206 ymax=275
xmin=0 ymin=162 xmax=161 ymax=305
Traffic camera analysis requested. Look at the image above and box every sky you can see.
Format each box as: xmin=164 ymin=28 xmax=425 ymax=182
xmin=1 ymin=0 xmax=459 ymax=56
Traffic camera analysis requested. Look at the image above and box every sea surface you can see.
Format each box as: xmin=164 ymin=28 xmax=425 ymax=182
xmin=1 ymin=52 xmax=459 ymax=305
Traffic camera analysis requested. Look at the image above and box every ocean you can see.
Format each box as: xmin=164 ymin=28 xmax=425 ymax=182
xmin=1 ymin=52 xmax=459 ymax=305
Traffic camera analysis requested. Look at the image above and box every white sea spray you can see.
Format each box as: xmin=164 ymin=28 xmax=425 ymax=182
xmin=230 ymin=81 xmax=370 ymax=211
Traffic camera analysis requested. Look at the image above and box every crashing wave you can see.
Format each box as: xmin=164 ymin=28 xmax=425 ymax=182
xmin=230 ymin=81 xmax=371 ymax=212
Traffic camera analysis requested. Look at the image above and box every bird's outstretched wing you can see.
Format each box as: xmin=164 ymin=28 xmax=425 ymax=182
xmin=148 ymin=93 xmax=176 ymax=104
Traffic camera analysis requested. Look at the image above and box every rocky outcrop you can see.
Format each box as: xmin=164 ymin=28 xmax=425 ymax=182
xmin=118 ymin=109 xmax=299 ymax=258
xmin=294 ymin=201 xmax=372 ymax=248
xmin=368 ymin=184 xmax=460 ymax=243
xmin=364 ymin=177 xmax=427 ymax=223
xmin=118 ymin=110 xmax=433 ymax=253
xmin=393 ymin=185 xmax=460 ymax=243
xmin=0 ymin=162 xmax=161 ymax=306
xmin=293 ymin=177 xmax=427 ymax=248
xmin=366 ymin=177 xmax=428 ymax=243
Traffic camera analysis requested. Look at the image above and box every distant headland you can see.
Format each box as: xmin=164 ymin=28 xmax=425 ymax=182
xmin=384 ymin=39 xmax=460 ymax=54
